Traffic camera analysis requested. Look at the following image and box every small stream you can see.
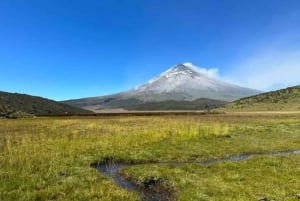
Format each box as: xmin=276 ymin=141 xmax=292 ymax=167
xmin=92 ymin=158 xmax=174 ymax=201
xmin=92 ymin=149 xmax=300 ymax=201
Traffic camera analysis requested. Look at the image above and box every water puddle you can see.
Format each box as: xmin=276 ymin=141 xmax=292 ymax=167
xmin=200 ymin=149 xmax=300 ymax=165
xmin=96 ymin=163 xmax=136 ymax=190
xmin=92 ymin=149 xmax=300 ymax=201
xmin=91 ymin=158 xmax=173 ymax=201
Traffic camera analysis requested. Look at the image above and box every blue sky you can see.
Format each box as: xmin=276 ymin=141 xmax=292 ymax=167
xmin=1 ymin=0 xmax=300 ymax=100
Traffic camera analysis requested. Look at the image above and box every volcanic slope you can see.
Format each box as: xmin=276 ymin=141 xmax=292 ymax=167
xmin=63 ymin=63 xmax=259 ymax=111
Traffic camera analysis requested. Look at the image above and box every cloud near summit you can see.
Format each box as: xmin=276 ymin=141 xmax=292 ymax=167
xmin=232 ymin=48 xmax=300 ymax=91
xmin=183 ymin=62 xmax=220 ymax=79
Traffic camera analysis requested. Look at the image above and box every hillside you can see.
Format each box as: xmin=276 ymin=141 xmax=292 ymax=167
xmin=217 ymin=85 xmax=300 ymax=112
xmin=63 ymin=63 xmax=259 ymax=110
xmin=124 ymin=98 xmax=227 ymax=111
xmin=0 ymin=91 xmax=92 ymax=117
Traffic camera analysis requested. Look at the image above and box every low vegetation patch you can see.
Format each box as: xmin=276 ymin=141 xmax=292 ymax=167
xmin=0 ymin=91 xmax=92 ymax=116
xmin=0 ymin=114 xmax=299 ymax=200
xmin=121 ymin=155 xmax=300 ymax=201
xmin=217 ymin=85 xmax=300 ymax=112
xmin=5 ymin=111 xmax=35 ymax=119
xmin=123 ymin=98 xmax=227 ymax=111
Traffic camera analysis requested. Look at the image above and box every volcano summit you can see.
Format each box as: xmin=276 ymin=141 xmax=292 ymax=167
xmin=63 ymin=63 xmax=260 ymax=111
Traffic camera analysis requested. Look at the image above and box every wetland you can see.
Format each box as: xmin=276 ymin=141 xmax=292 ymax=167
xmin=1 ymin=113 xmax=300 ymax=200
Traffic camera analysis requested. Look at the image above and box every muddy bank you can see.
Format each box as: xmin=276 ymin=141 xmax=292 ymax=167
xmin=91 ymin=149 xmax=300 ymax=201
xmin=91 ymin=157 xmax=174 ymax=201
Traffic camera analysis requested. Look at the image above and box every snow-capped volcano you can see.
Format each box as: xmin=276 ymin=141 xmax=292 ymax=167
xmin=135 ymin=63 xmax=231 ymax=93
xmin=63 ymin=63 xmax=260 ymax=111
xmin=126 ymin=63 xmax=259 ymax=101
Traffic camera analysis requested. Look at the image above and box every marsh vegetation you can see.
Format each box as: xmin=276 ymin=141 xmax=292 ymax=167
xmin=0 ymin=113 xmax=300 ymax=200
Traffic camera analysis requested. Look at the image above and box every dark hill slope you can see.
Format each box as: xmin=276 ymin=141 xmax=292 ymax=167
xmin=217 ymin=85 xmax=300 ymax=112
xmin=0 ymin=91 xmax=92 ymax=116
xmin=124 ymin=98 xmax=227 ymax=111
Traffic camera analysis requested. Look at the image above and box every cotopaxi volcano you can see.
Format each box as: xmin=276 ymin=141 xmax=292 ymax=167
xmin=63 ymin=63 xmax=260 ymax=111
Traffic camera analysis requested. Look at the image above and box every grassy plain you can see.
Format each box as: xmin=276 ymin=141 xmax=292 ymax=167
xmin=0 ymin=113 xmax=300 ymax=200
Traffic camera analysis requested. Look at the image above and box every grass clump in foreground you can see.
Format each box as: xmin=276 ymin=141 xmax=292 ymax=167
xmin=121 ymin=154 xmax=300 ymax=201
xmin=0 ymin=113 xmax=300 ymax=200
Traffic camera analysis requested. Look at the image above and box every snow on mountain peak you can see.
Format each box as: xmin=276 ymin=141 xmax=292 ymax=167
xmin=135 ymin=63 xmax=225 ymax=93
xmin=162 ymin=64 xmax=197 ymax=78
xmin=63 ymin=62 xmax=261 ymax=108
xmin=146 ymin=64 xmax=196 ymax=85
xmin=183 ymin=62 xmax=219 ymax=79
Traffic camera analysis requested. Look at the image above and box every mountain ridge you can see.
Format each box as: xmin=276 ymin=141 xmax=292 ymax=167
xmin=63 ymin=63 xmax=260 ymax=111
xmin=0 ymin=91 xmax=93 ymax=117
xmin=216 ymin=85 xmax=300 ymax=112
xmin=124 ymin=98 xmax=227 ymax=111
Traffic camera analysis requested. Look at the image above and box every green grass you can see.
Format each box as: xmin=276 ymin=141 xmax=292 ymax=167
xmin=121 ymin=155 xmax=300 ymax=201
xmin=0 ymin=114 xmax=300 ymax=200
xmin=216 ymin=85 xmax=300 ymax=112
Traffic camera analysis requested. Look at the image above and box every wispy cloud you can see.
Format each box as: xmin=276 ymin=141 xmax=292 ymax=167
xmin=227 ymin=11 xmax=300 ymax=91
xmin=231 ymin=48 xmax=300 ymax=91
xmin=183 ymin=62 xmax=220 ymax=79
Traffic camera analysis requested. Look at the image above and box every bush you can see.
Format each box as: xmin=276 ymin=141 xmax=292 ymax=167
xmin=6 ymin=111 xmax=35 ymax=119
